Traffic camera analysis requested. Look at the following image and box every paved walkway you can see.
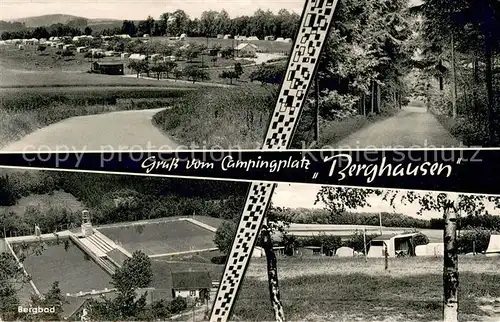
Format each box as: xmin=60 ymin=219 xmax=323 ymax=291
xmin=333 ymin=106 xmax=463 ymax=149
xmin=1 ymin=108 xmax=179 ymax=152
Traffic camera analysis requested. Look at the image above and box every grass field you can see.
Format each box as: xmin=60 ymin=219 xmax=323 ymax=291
xmin=233 ymin=256 xmax=500 ymax=321
xmin=18 ymin=241 xmax=112 ymax=298
xmin=98 ymin=220 xmax=217 ymax=255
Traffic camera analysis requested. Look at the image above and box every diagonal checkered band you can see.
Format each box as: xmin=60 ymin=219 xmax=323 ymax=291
xmin=210 ymin=1 xmax=339 ymax=321
xmin=263 ymin=0 xmax=340 ymax=150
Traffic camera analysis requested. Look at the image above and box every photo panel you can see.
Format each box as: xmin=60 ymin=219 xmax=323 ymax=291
xmin=0 ymin=167 xmax=250 ymax=321
xmin=229 ymin=183 xmax=500 ymax=321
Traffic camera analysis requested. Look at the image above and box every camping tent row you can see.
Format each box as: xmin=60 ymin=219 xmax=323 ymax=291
xmin=275 ymin=37 xmax=293 ymax=43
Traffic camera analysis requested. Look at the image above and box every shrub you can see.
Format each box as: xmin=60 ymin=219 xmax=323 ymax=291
xmin=457 ymin=228 xmax=496 ymax=254
xmin=152 ymin=85 xmax=277 ymax=148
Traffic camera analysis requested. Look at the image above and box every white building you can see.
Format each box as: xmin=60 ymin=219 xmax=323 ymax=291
xmin=171 ymin=271 xmax=212 ymax=300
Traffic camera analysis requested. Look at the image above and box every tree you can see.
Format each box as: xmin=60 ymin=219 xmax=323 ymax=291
xmin=317 ymin=187 xmax=500 ymax=321
xmin=36 ymin=44 xmax=47 ymax=55
xmin=214 ymin=221 xmax=236 ymax=254
xmin=29 ymin=281 xmax=67 ymax=321
xmin=121 ymin=20 xmax=137 ymax=36
xmin=0 ymin=252 xmax=24 ymax=320
xmin=249 ymin=63 xmax=286 ymax=85
xmin=84 ymin=26 xmax=92 ymax=36
xmin=183 ymin=65 xmax=209 ymax=83
xmin=113 ymin=250 xmax=153 ymax=290
xmin=0 ymin=175 xmax=18 ymax=206
xmin=168 ymin=297 xmax=187 ymax=314
xmin=128 ymin=60 xmax=149 ymax=78
xmin=91 ymin=250 xmax=152 ymax=320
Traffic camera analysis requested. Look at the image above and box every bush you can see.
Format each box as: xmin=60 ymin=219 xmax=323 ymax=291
xmin=457 ymin=228 xmax=496 ymax=254
xmin=152 ymin=85 xmax=277 ymax=148
xmin=168 ymin=297 xmax=187 ymax=314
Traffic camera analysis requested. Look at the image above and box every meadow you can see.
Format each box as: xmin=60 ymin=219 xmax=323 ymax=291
xmin=234 ymin=256 xmax=500 ymax=321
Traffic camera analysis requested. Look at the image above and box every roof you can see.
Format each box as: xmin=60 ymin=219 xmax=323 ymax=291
xmin=95 ymin=62 xmax=124 ymax=66
xmin=171 ymin=271 xmax=211 ymax=290
xmin=235 ymin=43 xmax=258 ymax=50
xmin=372 ymin=232 xmax=420 ymax=241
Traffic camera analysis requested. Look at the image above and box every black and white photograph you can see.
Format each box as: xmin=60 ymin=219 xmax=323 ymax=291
xmin=0 ymin=169 xmax=250 ymax=321
xmin=0 ymin=0 xmax=498 ymax=152
xmin=0 ymin=169 xmax=499 ymax=321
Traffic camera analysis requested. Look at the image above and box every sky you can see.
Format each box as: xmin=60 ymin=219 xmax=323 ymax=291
xmin=0 ymin=0 xmax=422 ymax=21
xmin=272 ymin=184 xmax=500 ymax=220
xmin=0 ymin=0 xmax=304 ymax=21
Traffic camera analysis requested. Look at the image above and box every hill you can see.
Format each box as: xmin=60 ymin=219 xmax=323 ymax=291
xmin=11 ymin=14 xmax=87 ymax=27
xmin=9 ymin=14 xmax=121 ymax=28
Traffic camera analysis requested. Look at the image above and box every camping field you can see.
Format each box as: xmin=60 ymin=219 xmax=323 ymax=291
xmin=97 ymin=220 xmax=217 ymax=255
xmin=149 ymin=36 xmax=292 ymax=55
xmin=233 ymin=256 xmax=500 ymax=321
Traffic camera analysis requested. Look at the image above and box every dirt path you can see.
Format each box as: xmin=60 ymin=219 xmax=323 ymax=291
xmin=334 ymin=106 xmax=463 ymax=149
xmin=1 ymin=108 xmax=179 ymax=152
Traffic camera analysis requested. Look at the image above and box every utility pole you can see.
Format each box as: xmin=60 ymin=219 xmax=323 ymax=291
xmin=379 ymin=213 xmax=383 ymax=235
xmin=363 ymin=228 xmax=368 ymax=262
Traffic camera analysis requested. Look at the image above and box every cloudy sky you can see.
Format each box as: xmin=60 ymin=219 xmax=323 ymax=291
xmin=1 ymin=0 xmax=422 ymax=21
xmin=272 ymin=184 xmax=499 ymax=220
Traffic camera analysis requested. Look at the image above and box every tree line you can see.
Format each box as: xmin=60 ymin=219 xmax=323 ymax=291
xmin=1 ymin=9 xmax=300 ymax=41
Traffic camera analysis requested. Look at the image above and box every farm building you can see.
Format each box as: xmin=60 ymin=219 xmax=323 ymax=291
xmin=235 ymin=35 xmax=248 ymax=41
xmin=284 ymin=38 xmax=293 ymax=43
xmin=179 ymin=33 xmax=188 ymax=40
xmin=116 ymin=34 xmax=131 ymax=39
xmin=121 ymin=53 xmax=130 ymax=59
xmin=217 ymin=34 xmax=224 ymax=39
xmin=415 ymin=243 xmax=444 ymax=257
xmin=367 ymin=233 xmax=419 ymax=258
xmin=91 ymin=62 xmax=124 ymax=75
xmin=247 ymin=36 xmax=260 ymax=41
xmin=171 ymin=271 xmax=211 ymax=300
xmin=76 ymin=46 xmax=88 ymax=53
xmin=129 ymin=54 xmax=146 ymax=60
xmin=265 ymin=36 xmax=275 ymax=41
xmin=223 ymin=34 xmax=232 ymax=39
xmin=63 ymin=44 xmax=76 ymax=51
xmin=235 ymin=43 xmax=258 ymax=55
xmin=486 ymin=234 xmax=500 ymax=256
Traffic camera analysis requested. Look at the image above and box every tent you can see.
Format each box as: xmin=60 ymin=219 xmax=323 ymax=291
xmin=335 ymin=247 xmax=355 ymax=257
xmin=247 ymin=36 xmax=259 ymax=41
xmin=223 ymin=34 xmax=232 ymax=39
xmin=284 ymin=38 xmax=293 ymax=43
xmin=415 ymin=243 xmax=444 ymax=257
xmin=486 ymin=234 xmax=500 ymax=257
xmin=275 ymin=37 xmax=285 ymax=42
